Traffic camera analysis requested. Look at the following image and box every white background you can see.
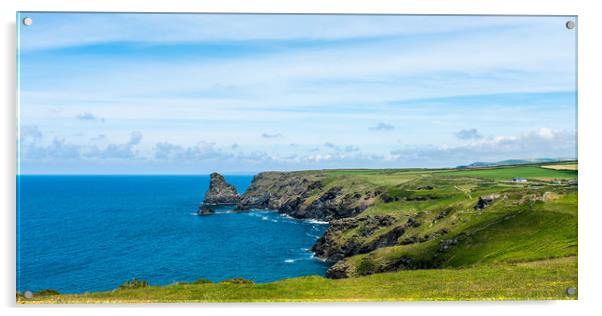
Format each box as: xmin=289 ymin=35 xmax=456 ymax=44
xmin=1 ymin=0 xmax=600 ymax=315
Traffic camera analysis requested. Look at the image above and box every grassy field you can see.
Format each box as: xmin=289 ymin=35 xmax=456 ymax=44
xmin=18 ymin=257 xmax=576 ymax=303
xmin=542 ymin=163 xmax=578 ymax=171
xmin=441 ymin=165 xmax=577 ymax=180
xmin=18 ymin=163 xmax=578 ymax=303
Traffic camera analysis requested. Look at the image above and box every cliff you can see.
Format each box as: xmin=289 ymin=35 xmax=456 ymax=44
xmin=236 ymin=171 xmax=379 ymax=221
xmin=232 ymin=166 xmax=577 ymax=280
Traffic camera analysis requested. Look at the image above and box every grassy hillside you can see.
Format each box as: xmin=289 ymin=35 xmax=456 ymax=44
xmin=18 ymin=257 xmax=576 ymax=303
xmin=307 ymin=163 xmax=577 ymax=278
xmin=18 ymin=162 xmax=577 ymax=303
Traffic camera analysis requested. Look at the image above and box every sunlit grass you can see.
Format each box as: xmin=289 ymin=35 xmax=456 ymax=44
xmin=18 ymin=257 xmax=576 ymax=303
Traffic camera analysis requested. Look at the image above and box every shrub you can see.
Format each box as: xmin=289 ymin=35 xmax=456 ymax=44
xmin=34 ymin=289 xmax=60 ymax=296
xmin=117 ymin=278 xmax=149 ymax=290
xmin=220 ymin=278 xmax=254 ymax=285
xmin=357 ymin=257 xmax=377 ymax=276
xmin=192 ymin=278 xmax=213 ymax=284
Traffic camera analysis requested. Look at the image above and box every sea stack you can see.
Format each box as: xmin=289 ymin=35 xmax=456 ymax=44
xmin=197 ymin=172 xmax=240 ymax=215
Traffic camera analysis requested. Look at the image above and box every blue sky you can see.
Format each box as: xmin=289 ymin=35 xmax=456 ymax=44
xmin=17 ymin=13 xmax=577 ymax=174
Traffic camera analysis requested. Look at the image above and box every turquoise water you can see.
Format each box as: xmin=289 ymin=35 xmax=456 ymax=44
xmin=16 ymin=175 xmax=329 ymax=294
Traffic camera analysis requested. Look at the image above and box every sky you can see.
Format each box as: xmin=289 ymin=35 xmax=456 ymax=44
xmin=17 ymin=13 xmax=577 ymax=174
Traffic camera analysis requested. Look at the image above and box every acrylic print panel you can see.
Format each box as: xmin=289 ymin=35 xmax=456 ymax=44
xmin=16 ymin=12 xmax=577 ymax=303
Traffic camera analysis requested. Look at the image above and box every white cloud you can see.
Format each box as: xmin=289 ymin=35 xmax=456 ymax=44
xmin=390 ymin=128 xmax=576 ymax=167
xmin=76 ymin=112 xmax=105 ymax=123
xmin=369 ymin=123 xmax=395 ymax=131
xmin=455 ymin=128 xmax=482 ymax=140
xmin=261 ymin=133 xmax=283 ymax=139
xmin=17 ymin=14 xmax=577 ymax=173
xmin=19 ymin=125 xmax=43 ymax=143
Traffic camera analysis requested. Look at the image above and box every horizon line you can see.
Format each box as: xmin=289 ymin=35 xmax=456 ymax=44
xmin=15 ymin=158 xmax=579 ymax=176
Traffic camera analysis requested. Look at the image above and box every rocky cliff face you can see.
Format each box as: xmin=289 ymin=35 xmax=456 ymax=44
xmin=235 ymin=172 xmax=378 ymax=221
xmin=311 ymin=215 xmax=398 ymax=261
xmin=198 ymin=173 xmax=240 ymax=213
xmin=228 ymin=168 xmax=577 ymax=281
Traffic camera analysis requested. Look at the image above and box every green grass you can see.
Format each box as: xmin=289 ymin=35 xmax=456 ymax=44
xmin=340 ymin=189 xmax=577 ymax=275
xmin=440 ymin=166 xmax=577 ymax=181
xmin=444 ymin=196 xmax=577 ymax=266
xmin=18 ymin=257 xmax=576 ymax=303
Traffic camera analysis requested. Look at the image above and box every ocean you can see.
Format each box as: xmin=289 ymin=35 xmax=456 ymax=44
xmin=16 ymin=175 xmax=330 ymax=294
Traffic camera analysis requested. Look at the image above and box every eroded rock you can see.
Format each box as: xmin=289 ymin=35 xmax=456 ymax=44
xmin=203 ymin=172 xmax=240 ymax=205
xmin=325 ymin=261 xmax=353 ymax=279
xmin=236 ymin=172 xmax=374 ymax=221
xmin=312 ymin=215 xmax=398 ymax=261
xmin=197 ymin=205 xmax=215 ymax=216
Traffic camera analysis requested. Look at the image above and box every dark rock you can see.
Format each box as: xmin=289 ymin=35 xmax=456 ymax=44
xmin=312 ymin=215 xmax=388 ymax=261
xmin=203 ymin=172 xmax=240 ymax=205
xmin=405 ymin=195 xmax=430 ymax=201
xmin=238 ymin=172 xmax=374 ymax=221
xmin=376 ymin=257 xmax=416 ymax=273
xmin=356 ymin=215 xmax=397 ymax=237
xmin=380 ymin=193 xmax=401 ymax=203
xmin=439 ymin=238 xmax=459 ymax=252
xmin=400 ymin=236 xmax=419 ymax=245
xmin=312 ymin=214 xmax=401 ymax=261
xmin=406 ymin=216 xmax=421 ymax=228
xmin=357 ymin=216 xmax=420 ymax=253
xmin=302 ymin=187 xmax=367 ymax=220
xmin=474 ymin=194 xmax=500 ymax=210
xmin=433 ymin=209 xmax=451 ymax=222
xmin=325 ymin=261 xmax=353 ymax=279
xmin=237 ymin=191 xmax=270 ymax=210
xmin=197 ymin=205 xmax=215 ymax=216
xmin=359 ymin=226 xmax=406 ymax=253
xmin=416 ymin=185 xmax=434 ymax=190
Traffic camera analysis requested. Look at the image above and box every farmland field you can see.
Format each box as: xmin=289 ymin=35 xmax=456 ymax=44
xmin=542 ymin=163 xmax=578 ymax=171
xmin=440 ymin=165 xmax=577 ymax=181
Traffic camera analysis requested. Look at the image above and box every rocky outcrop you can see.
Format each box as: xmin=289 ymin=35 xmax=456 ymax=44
xmin=197 ymin=205 xmax=215 ymax=216
xmin=203 ymin=172 xmax=240 ymax=205
xmin=325 ymin=261 xmax=353 ymax=279
xmin=312 ymin=215 xmax=419 ymax=262
xmin=197 ymin=172 xmax=239 ymax=216
xmin=474 ymin=194 xmax=500 ymax=210
xmin=236 ymin=172 xmax=377 ymax=221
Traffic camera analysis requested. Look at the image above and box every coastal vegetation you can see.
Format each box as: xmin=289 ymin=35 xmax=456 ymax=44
xmin=18 ymin=162 xmax=578 ymax=303
xmin=18 ymin=257 xmax=576 ymax=302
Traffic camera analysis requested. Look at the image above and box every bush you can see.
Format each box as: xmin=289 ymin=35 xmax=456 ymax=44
xmin=357 ymin=257 xmax=377 ymax=276
xmin=117 ymin=278 xmax=149 ymax=290
xmin=220 ymin=278 xmax=254 ymax=285
xmin=34 ymin=289 xmax=60 ymax=296
xmin=192 ymin=278 xmax=213 ymax=284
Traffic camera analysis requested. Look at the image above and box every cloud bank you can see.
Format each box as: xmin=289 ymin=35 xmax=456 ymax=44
xmin=17 ymin=14 xmax=576 ymax=174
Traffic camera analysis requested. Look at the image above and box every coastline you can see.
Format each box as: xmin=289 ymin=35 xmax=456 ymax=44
xmin=17 ymin=162 xmax=578 ymax=300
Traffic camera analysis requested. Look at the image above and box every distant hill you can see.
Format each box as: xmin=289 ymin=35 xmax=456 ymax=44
xmin=457 ymin=158 xmax=573 ymax=169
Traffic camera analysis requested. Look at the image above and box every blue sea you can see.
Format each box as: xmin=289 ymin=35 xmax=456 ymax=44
xmin=16 ymin=175 xmax=330 ymax=294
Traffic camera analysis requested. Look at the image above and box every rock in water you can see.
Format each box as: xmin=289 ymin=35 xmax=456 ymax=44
xmin=197 ymin=205 xmax=215 ymax=216
xmin=202 ymin=172 xmax=240 ymax=205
